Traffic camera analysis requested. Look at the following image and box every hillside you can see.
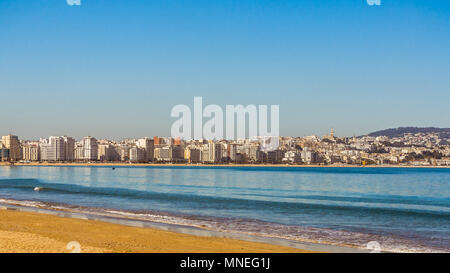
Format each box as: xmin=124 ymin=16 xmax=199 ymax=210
xmin=365 ymin=127 xmax=450 ymax=139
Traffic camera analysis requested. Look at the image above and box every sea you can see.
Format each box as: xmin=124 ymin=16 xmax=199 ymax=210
xmin=0 ymin=165 xmax=448 ymax=252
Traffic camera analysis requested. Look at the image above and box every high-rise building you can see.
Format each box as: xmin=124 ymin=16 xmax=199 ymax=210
xmin=154 ymin=146 xmax=171 ymax=162
xmin=40 ymin=136 xmax=65 ymax=161
xmin=208 ymin=141 xmax=222 ymax=163
xmin=82 ymin=136 xmax=98 ymax=161
xmin=118 ymin=145 xmax=130 ymax=161
xmin=201 ymin=146 xmax=210 ymax=162
xmin=63 ymin=136 xmax=75 ymax=161
xmin=171 ymin=145 xmax=184 ymax=161
xmin=267 ymin=149 xmax=285 ymax=164
xmin=74 ymin=142 xmax=84 ymax=161
xmin=136 ymin=137 xmax=154 ymax=162
xmin=229 ymin=143 xmax=238 ymax=161
xmin=0 ymin=142 xmax=10 ymax=162
xmin=1 ymin=134 xmax=21 ymax=161
xmin=22 ymin=143 xmax=40 ymax=161
xmin=98 ymin=144 xmax=120 ymax=162
xmin=129 ymin=147 xmax=146 ymax=162
xmin=185 ymin=148 xmax=201 ymax=163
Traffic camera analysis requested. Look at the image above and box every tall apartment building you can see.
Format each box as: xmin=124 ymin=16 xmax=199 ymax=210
xmin=118 ymin=145 xmax=130 ymax=161
xmin=22 ymin=143 xmax=40 ymax=161
xmin=0 ymin=143 xmax=9 ymax=162
xmin=129 ymin=147 xmax=146 ymax=163
xmin=62 ymin=136 xmax=75 ymax=161
xmin=208 ymin=141 xmax=222 ymax=163
xmin=136 ymin=137 xmax=154 ymax=162
xmin=201 ymin=146 xmax=210 ymax=162
xmin=38 ymin=136 xmax=76 ymax=162
xmin=1 ymin=134 xmax=21 ymax=161
xmin=185 ymin=148 xmax=201 ymax=163
xmin=74 ymin=142 xmax=84 ymax=161
xmin=98 ymin=144 xmax=120 ymax=162
xmin=82 ymin=136 xmax=98 ymax=161
xmin=40 ymin=136 xmax=65 ymax=161
xmin=229 ymin=143 xmax=238 ymax=161
xmin=171 ymin=145 xmax=184 ymax=162
xmin=154 ymin=146 xmax=171 ymax=162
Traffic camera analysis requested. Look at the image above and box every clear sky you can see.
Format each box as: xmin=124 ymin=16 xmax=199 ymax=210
xmin=1 ymin=0 xmax=449 ymax=140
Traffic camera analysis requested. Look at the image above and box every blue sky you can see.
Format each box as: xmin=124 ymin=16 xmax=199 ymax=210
xmin=0 ymin=0 xmax=449 ymax=139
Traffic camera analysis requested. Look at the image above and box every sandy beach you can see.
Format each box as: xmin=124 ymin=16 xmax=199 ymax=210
xmin=0 ymin=209 xmax=310 ymax=253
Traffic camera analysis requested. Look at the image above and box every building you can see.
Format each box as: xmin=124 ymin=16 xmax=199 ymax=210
xmin=201 ymin=147 xmax=210 ymax=162
xmin=267 ymin=150 xmax=284 ymax=164
xmin=63 ymin=136 xmax=75 ymax=161
xmin=171 ymin=145 xmax=185 ymax=162
xmin=282 ymin=150 xmax=302 ymax=164
xmin=154 ymin=146 xmax=171 ymax=162
xmin=301 ymin=148 xmax=320 ymax=164
xmin=185 ymin=147 xmax=201 ymax=163
xmin=74 ymin=142 xmax=84 ymax=161
xmin=40 ymin=136 xmax=65 ymax=161
xmin=228 ymin=143 xmax=238 ymax=161
xmin=208 ymin=141 xmax=222 ymax=163
xmin=98 ymin=144 xmax=120 ymax=162
xmin=118 ymin=145 xmax=130 ymax=161
xmin=0 ymin=145 xmax=9 ymax=162
xmin=22 ymin=143 xmax=40 ymax=161
xmin=129 ymin=147 xmax=146 ymax=163
xmin=136 ymin=137 xmax=154 ymax=162
xmin=38 ymin=136 xmax=76 ymax=162
xmin=1 ymin=134 xmax=21 ymax=161
xmin=82 ymin=136 xmax=98 ymax=161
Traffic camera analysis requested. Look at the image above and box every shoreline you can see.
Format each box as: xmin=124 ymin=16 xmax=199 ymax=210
xmin=0 ymin=204 xmax=319 ymax=253
xmin=0 ymin=200 xmax=370 ymax=253
xmin=1 ymin=162 xmax=448 ymax=168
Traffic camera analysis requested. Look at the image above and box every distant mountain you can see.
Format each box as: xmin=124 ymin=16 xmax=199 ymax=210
xmin=364 ymin=127 xmax=450 ymax=139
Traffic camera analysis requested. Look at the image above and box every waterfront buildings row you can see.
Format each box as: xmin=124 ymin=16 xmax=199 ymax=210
xmin=1 ymin=130 xmax=450 ymax=166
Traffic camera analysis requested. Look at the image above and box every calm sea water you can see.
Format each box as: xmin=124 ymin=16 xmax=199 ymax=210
xmin=0 ymin=166 xmax=449 ymax=252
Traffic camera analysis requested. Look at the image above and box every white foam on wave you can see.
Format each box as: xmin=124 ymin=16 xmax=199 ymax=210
xmin=0 ymin=198 xmax=45 ymax=208
xmin=103 ymin=208 xmax=446 ymax=253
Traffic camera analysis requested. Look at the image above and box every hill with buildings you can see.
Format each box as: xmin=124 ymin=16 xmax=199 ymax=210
xmin=365 ymin=127 xmax=450 ymax=139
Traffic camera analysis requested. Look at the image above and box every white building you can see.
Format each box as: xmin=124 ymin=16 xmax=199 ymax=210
xmin=40 ymin=136 xmax=65 ymax=161
xmin=63 ymin=136 xmax=75 ymax=161
xmin=82 ymin=136 xmax=98 ymax=161
xmin=136 ymin=137 xmax=154 ymax=162
xmin=208 ymin=141 xmax=222 ymax=163
xmin=129 ymin=147 xmax=146 ymax=162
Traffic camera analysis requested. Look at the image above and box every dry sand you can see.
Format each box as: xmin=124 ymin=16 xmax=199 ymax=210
xmin=0 ymin=209 xmax=310 ymax=253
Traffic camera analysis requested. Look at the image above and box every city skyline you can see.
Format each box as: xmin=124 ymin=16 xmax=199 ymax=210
xmin=1 ymin=1 xmax=449 ymax=139
xmin=1 ymin=127 xmax=449 ymax=166
xmin=2 ymin=126 xmax=450 ymax=141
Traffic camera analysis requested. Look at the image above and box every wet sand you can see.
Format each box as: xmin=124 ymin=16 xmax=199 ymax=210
xmin=0 ymin=209 xmax=311 ymax=253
